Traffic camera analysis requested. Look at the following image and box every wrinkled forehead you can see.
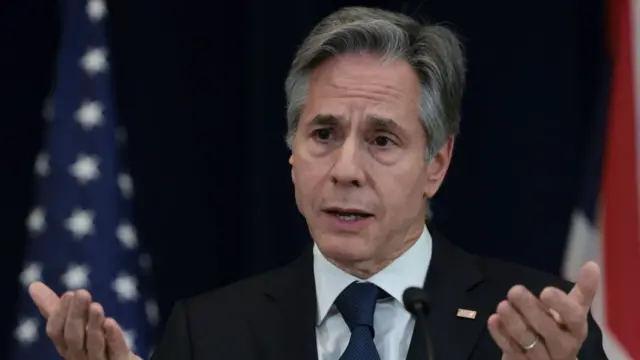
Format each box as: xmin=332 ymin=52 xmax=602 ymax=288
xmin=306 ymin=113 xmax=404 ymax=132
xmin=301 ymin=54 xmax=423 ymax=132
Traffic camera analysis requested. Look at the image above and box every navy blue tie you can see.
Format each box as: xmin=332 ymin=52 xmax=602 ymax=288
xmin=335 ymin=282 xmax=381 ymax=360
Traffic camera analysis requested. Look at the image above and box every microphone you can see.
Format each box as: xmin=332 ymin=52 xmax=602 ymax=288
xmin=403 ymin=287 xmax=434 ymax=360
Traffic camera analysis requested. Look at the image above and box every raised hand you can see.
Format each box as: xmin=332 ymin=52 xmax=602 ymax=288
xmin=28 ymin=281 xmax=141 ymax=360
xmin=487 ymin=261 xmax=600 ymax=359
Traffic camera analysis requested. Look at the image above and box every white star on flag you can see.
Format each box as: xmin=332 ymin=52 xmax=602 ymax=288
xmin=61 ymin=264 xmax=91 ymax=290
xmin=145 ymin=299 xmax=160 ymax=325
xmin=26 ymin=206 xmax=46 ymax=236
xmin=86 ymin=0 xmax=107 ymax=22
xmin=14 ymin=318 xmax=39 ymax=346
xmin=19 ymin=263 xmax=43 ymax=288
xmin=117 ymin=222 xmax=138 ymax=249
xmin=75 ymin=100 xmax=104 ymax=129
xmin=65 ymin=208 xmax=95 ymax=239
xmin=118 ymin=173 xmax=134 ymax=198
xmin=122 ymin=329 xmax=137 ymax=351
xmin=69 ymin=154 xmax=101 ymax=184
xmin=34 ymin=152 xmax=50 ymax=177
xmin=112 ymin=273 xmax=139 ymax=302
xmin=80 ymin=48 xmax=108 ymax=76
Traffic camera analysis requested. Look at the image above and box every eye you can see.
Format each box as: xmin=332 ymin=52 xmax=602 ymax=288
xmin=371 ymin=135 xmax=395 ymax=147
xmin=312 ymin=128 xmax=333 ymax=142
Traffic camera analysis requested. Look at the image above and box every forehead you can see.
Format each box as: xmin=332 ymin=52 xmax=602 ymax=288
xmin=301 ymin=53 xmax=422 ymax=127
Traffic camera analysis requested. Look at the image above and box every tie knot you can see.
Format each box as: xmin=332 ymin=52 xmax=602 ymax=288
xmin=335 ymin=282 xmax=380 ymax=333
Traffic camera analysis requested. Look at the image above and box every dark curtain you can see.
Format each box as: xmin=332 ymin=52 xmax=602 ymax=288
xmin=0 ymin=0 xmax=607 ymax=356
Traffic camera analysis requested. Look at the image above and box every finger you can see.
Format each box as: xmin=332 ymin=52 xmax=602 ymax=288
xmin=540 ymin=286 xmax=588 ymax=340
xmin=104 ymin=318 xmax=133 ymax=360
xmin=64 ymin=290 xmax=92 ymax=359
xmin=547 ymin=308 xmax=564 ymax=325
xmin=46 ymin=291 xmax=73 ymax=355
xmin=568 ymin=261 xmax=600 ymax=310
xmin=28 ymin=282 xmax=60 ymax=319
xmin=507 ymin=286 xmax=565 ymax=351
xmin=487 ymin=313 xmax=526 ymax=357
xmin=86 ymin=302 xmax=107 ymax=360
xmin=496 ymin=300 xmax=550 ymax=360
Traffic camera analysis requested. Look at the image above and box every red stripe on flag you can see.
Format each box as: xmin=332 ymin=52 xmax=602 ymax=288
xmin=602 ymin=0 xmax=640 ymax=357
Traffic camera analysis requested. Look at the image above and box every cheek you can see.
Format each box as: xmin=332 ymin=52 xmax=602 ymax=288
xmin=292 ymin=161 xmax=327 ymax=200
xmin=377 ymin=168 xmax=427 ymax=212
xmin=381 ymin=181 xmax=412 ymax=212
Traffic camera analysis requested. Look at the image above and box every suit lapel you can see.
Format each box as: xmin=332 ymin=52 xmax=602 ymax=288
xmin=406 ymin=229 xmax=491 ymax=360
xmin=256 ymin=245 xmax=319 ymax=360
xmin=254 ymin=229 xmax=495 ymax=360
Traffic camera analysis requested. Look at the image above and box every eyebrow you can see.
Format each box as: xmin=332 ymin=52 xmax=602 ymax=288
xmin=366 ymin=116 xmax=401 ymax=133
xmin=309 ymin=114 xmax=401 ymax=132
xmin=309 ymin=114 xmax=341 ymax=127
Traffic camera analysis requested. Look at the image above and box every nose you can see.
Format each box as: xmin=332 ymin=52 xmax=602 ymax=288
xmin=329 ymin=137 xmax=366 ymax=188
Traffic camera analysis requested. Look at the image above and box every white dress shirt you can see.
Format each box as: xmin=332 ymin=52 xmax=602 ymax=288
xmin=313 ymin=225 xmax=433 ymax=360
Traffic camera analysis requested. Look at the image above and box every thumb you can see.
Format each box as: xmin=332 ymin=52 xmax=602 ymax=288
xmin=569 ymin=261 xmax=601 ymax=309
xmin=104 ymin=318 xmax=136 ymax=360
xmin=28 ymin=281 xmax=60 ymax=319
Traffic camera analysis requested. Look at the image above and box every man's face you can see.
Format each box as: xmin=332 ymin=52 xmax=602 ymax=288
xmin=290 ymin=53 xmax=453 ymax=270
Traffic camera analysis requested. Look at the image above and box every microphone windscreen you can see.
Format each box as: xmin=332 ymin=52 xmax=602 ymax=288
xmin=402 ymin=287 xmax=430 ymax=315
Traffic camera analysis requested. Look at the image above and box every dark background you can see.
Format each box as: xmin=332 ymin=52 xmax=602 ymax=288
xmin=0 ymin=0 xmax=607 ymax=356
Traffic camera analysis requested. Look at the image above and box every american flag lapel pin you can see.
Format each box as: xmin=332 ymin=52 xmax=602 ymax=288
xmin=456 ymin=308 xmax=477 ymax=319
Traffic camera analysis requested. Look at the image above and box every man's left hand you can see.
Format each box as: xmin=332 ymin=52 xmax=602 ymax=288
xmin=487 ymin=261 xmax=600 ymax=359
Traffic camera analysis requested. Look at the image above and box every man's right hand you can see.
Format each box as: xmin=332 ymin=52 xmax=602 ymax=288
xmin=28 ymin=281 xmax=142 ymax=360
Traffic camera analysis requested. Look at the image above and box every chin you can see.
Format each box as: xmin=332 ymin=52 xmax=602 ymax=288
xmin=314 ymin=233 xmax=376 ymax=263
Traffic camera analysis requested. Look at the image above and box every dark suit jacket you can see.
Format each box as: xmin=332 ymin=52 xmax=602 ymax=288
xmin=150 ymin=230 xmax=608 ymax=360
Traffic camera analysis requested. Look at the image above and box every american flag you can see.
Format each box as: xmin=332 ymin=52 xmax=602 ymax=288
xmin=562 ymin=0 xmax=640 ymax=358
xmin=10 ymin=0 xmax=157 ymax=359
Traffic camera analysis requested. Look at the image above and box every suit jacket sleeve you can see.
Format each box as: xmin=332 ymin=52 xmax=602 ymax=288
xmin=149 ymin=300 xmax=193 ymax=360
xmin=578 ymin=311 xmax=608 ymax=359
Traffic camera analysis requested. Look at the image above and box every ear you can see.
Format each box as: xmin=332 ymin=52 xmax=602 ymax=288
xmin=289 ymin=155 xmax=295 ymax=184
xmin=423 ymin=136 xmax=454 ymax=198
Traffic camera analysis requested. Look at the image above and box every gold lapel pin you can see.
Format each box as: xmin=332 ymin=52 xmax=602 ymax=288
xmin=456 ymin=308 xmax=477 ymax=319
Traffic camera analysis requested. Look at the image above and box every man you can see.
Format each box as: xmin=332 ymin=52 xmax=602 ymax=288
xmin=28 ymin=6 xmax=607 ymax=360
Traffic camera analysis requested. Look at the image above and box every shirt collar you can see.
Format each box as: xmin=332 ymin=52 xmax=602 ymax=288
xmin=313 ymin=225 xmax=433 ymax=325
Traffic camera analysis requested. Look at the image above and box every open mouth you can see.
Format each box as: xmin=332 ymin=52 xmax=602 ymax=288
xmin=323 ymin=208 xmax=374 ymax=222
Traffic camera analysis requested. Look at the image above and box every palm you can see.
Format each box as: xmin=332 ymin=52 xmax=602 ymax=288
xmin=488 ymin=262 xmax=599 ymax=360
xmin=28 ymin=281 xmax=138 ymax=360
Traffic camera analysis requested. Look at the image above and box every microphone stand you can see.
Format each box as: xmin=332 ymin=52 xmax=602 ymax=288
xmin=403 ymin=287 xmax=434 ymax=360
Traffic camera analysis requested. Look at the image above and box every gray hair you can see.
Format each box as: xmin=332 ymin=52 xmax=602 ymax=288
xmin=284 ymin=6 xmax=466 ymax=160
